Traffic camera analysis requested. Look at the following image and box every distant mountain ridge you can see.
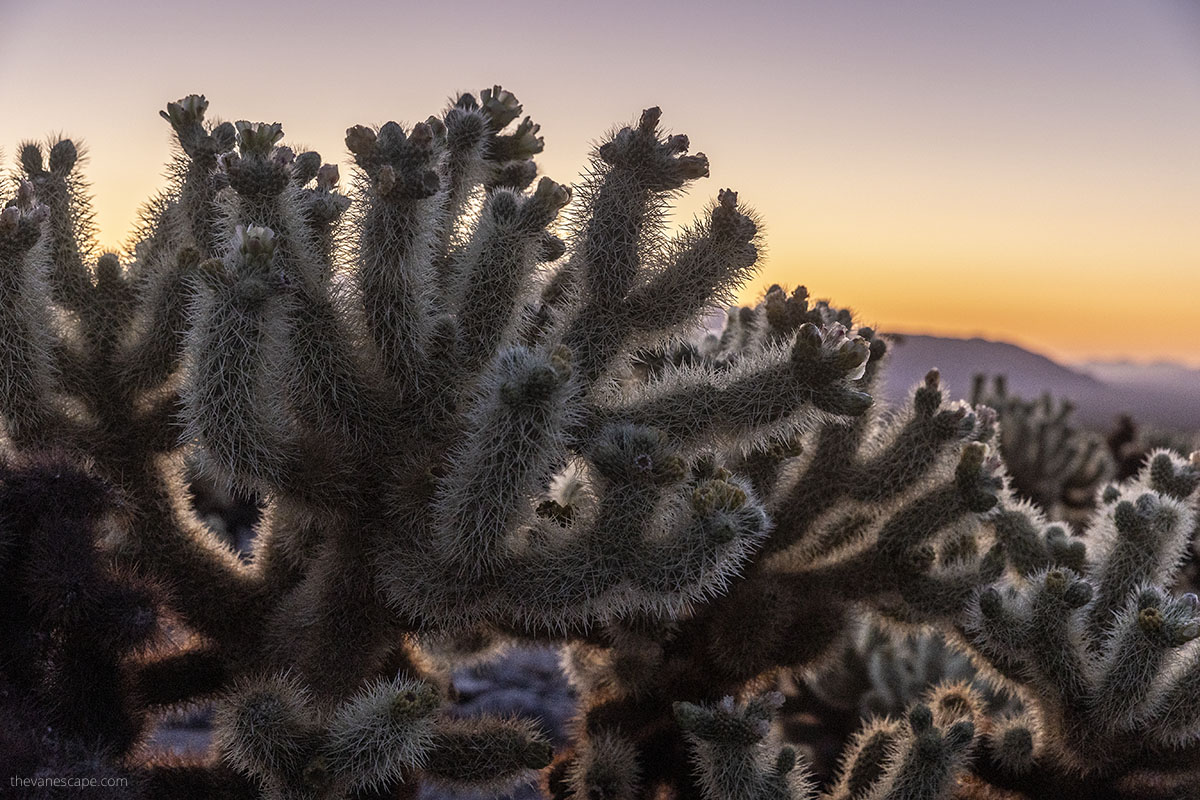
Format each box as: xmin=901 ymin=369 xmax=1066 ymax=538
xmin=879 ymin=334 xmax=1198 ymax=431
xmin=1081 ymin=361 xmax=1200 ymax=394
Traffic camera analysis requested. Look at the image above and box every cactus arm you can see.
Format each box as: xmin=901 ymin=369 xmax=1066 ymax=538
xmin=449 ymin=179 xmax=571 ymax=377
xmin=348 ymin=119 xmax=444 ymax=392
xmin=0 ymin=186 xmax=63 ymax=442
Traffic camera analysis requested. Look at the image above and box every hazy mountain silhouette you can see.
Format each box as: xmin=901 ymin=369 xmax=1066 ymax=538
xmin=1081 ymin=361 xmax=1200 ymax=395
xmin=880 ymin=334 xmax=1199 ymax=431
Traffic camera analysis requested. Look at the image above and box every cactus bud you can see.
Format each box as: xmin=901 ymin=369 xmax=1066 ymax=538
xmin=1044 ymin=568 xmax=1069 ymax=594
xmin=345 ymin=124 xmax=377 ymax=157
xmin=271 ymin=145 xmax=296 ymax=169
xmin=235 ymin=121 xmax=285 ymax=156
xmin=316 ymin=163 xmax=340 ymax=191
xmin=1138 ymin=606 xmax=1164 ymax=637
xmin=638 ymin=107 xmax=662 ymax=134
xmin=533 ymin=176 xmax=572 ymax=211
xmin=0 ymin=206 xmax=20 ymax=231
xmin=235 ymin=225 xmax=277 ymax=271
xmin=1177 ymin=621 xmax=1200 ymax=644
xmin=794 ymin=323 xmax=823 ymax=359
xmin=160 ymin=94 xmax=209 ymax=134
xmin=677 ymin=153 xmax=710 ymax=180
xmin=424 ymin=114 xmax=447 ymax=140
xmin=665 ymin=133 xmax=690 ymax=154
xmin=291 ymin=150 xmax=321 ymax=184
xmin=16 ymin=180 xmax=36 ymax=210
xmin=388 ymin=683 xmax=439 ymax=718
xmin=480 ymin=85 xmax=523 ymax=131
xmin=19 ymin=143 xmax=44 ymax=175
xmin=376 ymin=165 xmax=397 ymax=196
xmin=834 ymin=336 xmax=871 ymax=380
xmin=48 ymin=139 xmax=78 ymax=175
xmin=691 ymin=479 xmax=747 ymax=515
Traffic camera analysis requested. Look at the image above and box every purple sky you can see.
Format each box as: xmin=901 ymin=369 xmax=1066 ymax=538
xmin=3 ymin=0 xmax=1199 ymax=364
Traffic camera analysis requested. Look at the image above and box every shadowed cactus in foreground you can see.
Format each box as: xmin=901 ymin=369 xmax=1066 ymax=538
xmin=1 ymin=89 xmax=1198 ymax=800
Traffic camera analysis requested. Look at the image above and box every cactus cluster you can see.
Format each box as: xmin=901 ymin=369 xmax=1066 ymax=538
xmin=970 ymin=375 xmax=1113 ymax=523
xmin=550 ymin=285 xmax=1200 ymax=798
xmin=2 ymin=88 xmax=1199 ymax=800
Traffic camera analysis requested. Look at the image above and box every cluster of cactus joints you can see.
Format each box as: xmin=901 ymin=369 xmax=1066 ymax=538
xmin=550 ymin=289 xmax=1021 ymax=799
xmin=0 ymin=84 xmax=893 ymax=799
xmin=803 ymin=619 xmax=1003 ymax=724
xmin=953 ymin=450 xmax=1200 ymax=797
xmin=551 ymin=278 xmax=1200 ymax=799
xmin=672 ymin=682 xmax=983 ymax=800
xmin=6 ymin=86 xmax=1200 ymax=800
xmin=971 ymin=374 xmax=1112 ymax=523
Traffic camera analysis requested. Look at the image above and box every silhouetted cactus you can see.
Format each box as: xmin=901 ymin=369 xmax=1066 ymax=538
xmin=1106 ymin=413 xmax=1199 ymax=482
xmin=0 ymin=453 xmax=253 ymax=798
xmin=2 ymin=88 xmax=1198 ymax=800
xmin=971 ymin=375 xmax=1112 ymax=523
xmin=804 ymin=621 xmax=1009 ymax=724
xmin=2 ymin=87 xmax=857 ymax=799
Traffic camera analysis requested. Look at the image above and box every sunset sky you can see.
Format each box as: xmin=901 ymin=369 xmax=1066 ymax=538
xmin=2 ymin=0 xmax=1198 ymax=365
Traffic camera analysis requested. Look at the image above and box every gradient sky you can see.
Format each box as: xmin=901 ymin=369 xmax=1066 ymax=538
xmin=2 ymin=0 xmax=1198 ymax=365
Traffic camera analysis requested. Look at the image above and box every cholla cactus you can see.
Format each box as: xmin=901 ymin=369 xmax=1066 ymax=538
xmin=548 ymin=292 xmax=1004 ymax=797
xmin=1107 ymin=413 xmax=1200 ymax=481
xmin=551 ymin=285 xmax=1200 ymax=799
xmin=0 ymin=454 xmax=231 ymax=799
xmin=804 ymin=621 xmax=1003 ymax=723
xmin=951 ymin=452 xmax=1200 ymax=797
xmin=671 ymin=684 xmax=983 ymax=800
xmin=2 ymin=88 xmax=1199 ymax=800
xmin=971 ymin=375 xmax=1113 ymax=523
xmin=0 ymin=87 xmax=874 ymax=799
xmin=788 ymin=453 xmax=1200 ymax=798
